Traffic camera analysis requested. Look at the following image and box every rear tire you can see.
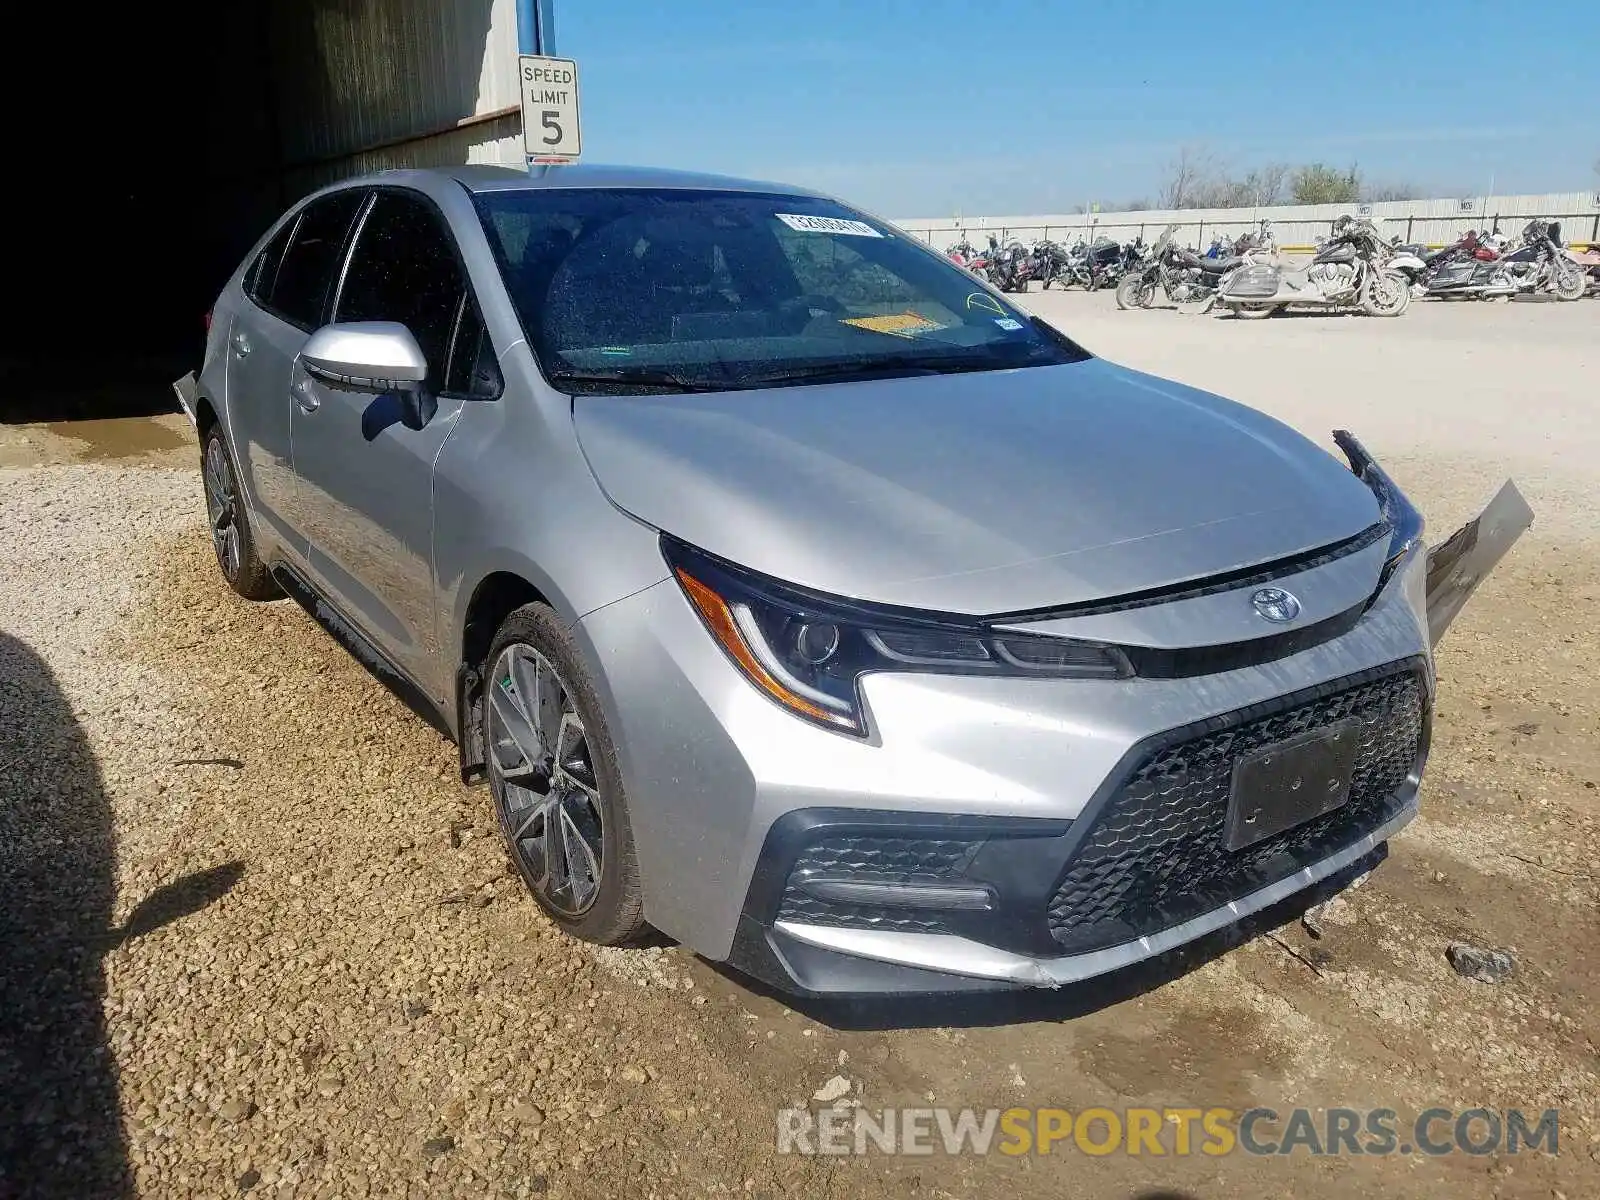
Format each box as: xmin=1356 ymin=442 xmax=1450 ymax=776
xmin=483 ymin=603 xmax=648 ymax=947
xmin=1233 ymin=303 xmax=1278 ymax=319
xmin=201 ymin=426 xmax=281 ymax=601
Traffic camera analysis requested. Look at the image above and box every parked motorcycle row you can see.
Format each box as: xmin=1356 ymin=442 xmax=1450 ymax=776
xmin=947 ymin=217 xmax=1598 ymax=318
xmin=946 ymin=232 xmax=1151 ymax=293
xmin=1390 ymin=220 xmax=1595 ymax=302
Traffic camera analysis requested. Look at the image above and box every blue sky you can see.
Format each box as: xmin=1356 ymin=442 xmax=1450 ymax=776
xmin=555 ymin=0 xmax=1597 ymax=216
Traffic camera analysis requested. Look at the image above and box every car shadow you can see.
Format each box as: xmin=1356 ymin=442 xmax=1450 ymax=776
xmin=704 ymin=852 xmax=1380 ymax=1032
xmin=0 ymin=631 xmax=243 ymax=1197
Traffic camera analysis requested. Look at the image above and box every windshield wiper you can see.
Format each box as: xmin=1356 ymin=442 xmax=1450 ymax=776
xmin=737 ymin=352 xmax=1026 ymax=389
xmin=547 ymin=367 xmax=712 ymax=394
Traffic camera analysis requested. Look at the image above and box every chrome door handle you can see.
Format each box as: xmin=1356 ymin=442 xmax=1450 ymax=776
xmin=292 ymin=377 xmax=320 ymax=414
xmin=231 ymin=332 xmax=252 ymax=358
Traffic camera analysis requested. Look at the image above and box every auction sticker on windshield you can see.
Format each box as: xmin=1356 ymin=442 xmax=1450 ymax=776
xmin=840 ymin=313 xmax=944 ymax=337
xmin=776 ymin=214 xmax=884 ymax=237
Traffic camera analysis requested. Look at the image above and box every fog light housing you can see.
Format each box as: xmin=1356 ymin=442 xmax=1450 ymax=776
xmin=792 ymin=873 xmax=996 ymax=911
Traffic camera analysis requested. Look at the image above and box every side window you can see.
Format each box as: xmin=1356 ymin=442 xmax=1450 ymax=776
xmin=266 ymin=191 xmax=365 ymax=329
xmin=335 ymin=192 xmax=466 ymax=391
xmin=246 ymin=216 xmax=298 ymax=304
xmin=443 ymin=299 xmax=498 ymax=397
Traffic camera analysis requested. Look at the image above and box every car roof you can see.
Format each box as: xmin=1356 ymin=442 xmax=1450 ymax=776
xmin=343 ymin=162 xmax=830 ymax=199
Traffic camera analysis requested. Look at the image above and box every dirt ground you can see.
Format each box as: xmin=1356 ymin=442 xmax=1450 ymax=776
xmin=1 ymin=295 xmax=1596 ymax=1199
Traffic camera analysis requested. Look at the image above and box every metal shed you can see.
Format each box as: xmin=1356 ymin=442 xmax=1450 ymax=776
xmin=6 ymin=0 xmax=527 ymax=405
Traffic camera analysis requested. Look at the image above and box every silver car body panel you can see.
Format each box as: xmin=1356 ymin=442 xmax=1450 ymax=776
xmin=191 ymin=164 xmax=1522 ymax=994
xmin=572 ymin=359 xmax=1381 ymax=615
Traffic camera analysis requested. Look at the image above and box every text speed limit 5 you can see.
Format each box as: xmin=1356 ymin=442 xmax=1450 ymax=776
xmin=519 ymin=55 xmax=581 ymax=162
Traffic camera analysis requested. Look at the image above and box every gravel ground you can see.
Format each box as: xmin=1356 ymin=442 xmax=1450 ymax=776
xmin=2 ymin=298 xmax=1597 ymax=1199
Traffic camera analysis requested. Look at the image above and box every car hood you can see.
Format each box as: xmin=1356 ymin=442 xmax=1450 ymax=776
xmin=572 ymin=359 xmax=1381 ymax=614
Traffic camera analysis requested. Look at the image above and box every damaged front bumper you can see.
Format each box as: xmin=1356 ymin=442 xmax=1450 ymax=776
xmin=171 ymin=372 xmax=200 ymax=426
xmin=1424 ymin=480 xmax=1535 ymax=645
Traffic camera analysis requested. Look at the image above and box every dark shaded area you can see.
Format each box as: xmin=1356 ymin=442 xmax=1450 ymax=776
xmin=710 ymin=850 xmax=1382 ymax=1032
xmin=0 ymin=633 xmax=128 ymax=1196
xmin=2 ymin=1 xmax=280 ymax=420
xmin=0 ymin=632 xmax=243 ymax=1195
xmin=1 ymin=0 xmax=496 ymax=423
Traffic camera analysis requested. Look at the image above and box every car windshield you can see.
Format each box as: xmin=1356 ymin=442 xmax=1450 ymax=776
xmin=473 ymin=188 xmax=1088 ymax=393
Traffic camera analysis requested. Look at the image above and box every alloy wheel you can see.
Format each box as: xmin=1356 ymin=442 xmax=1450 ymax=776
xmin=202 ymin=437 xmax=242 ymax=579
xmin=487 ymin=643 xmax=605 ymax=916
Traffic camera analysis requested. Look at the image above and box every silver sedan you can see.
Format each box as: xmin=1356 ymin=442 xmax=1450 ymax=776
xmin=179 ymin=164 xmax=1525 ymax=996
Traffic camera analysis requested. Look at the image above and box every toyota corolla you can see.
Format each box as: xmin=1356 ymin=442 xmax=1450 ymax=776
xmin=176 ymin=164 xmax=1528 ymax=995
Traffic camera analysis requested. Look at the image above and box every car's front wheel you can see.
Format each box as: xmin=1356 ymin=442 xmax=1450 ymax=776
xmin=201 ymin=426 xmax=281 ymax=600
xmin=483 ymin=603 xmax=647 ymax=945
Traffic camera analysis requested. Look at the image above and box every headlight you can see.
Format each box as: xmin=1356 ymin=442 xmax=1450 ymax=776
xmin=1333 ymin=430 xmax=1425 ymax=592
xmin=663 ymin=536 xmax=1131 ymax=736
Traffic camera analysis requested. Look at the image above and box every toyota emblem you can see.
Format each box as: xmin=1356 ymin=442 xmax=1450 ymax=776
xmin=1251 ymin=587 xmax=1301 ymax=623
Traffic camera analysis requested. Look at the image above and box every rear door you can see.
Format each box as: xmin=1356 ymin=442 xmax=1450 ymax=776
xmin=226 ymin=189 xmax=366 ymax=555
xmin=289 ymin=188 xmax=495 ymax=690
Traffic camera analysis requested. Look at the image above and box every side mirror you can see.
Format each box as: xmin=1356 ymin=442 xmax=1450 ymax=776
xmin=300 ymin=321 xmax=435 ymax=429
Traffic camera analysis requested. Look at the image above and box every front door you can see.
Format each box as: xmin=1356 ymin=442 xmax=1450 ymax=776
xmin=226 ymin=190 xmax=365 ymax=555
xmin=289 ymin=189 xmax=493 ymax=697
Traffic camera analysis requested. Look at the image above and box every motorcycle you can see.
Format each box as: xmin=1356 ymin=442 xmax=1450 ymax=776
xmin=1424 ymin=220 xmax=1586 ymax=301
xmin=1420 ymin=230 xmax=1509 ymax=299
xmin=1082 ymin=236 xmax=1126 ymax=291
xmin=986 ymin=235 xmax=1036 ymax=292
xmin=1379 ymin=237 xmax=1429 ymax=293
xmin=1114 ymin=225 xmax=1256 ymax=310
xmin=1215 ymin=215 xmax=1410 ymax=318
xmin=1570 ymin=242 xmax=1600 ymax=296
xmin=946 ymin=238 xmax=991 ymax=283
xmin=1033 ymin=239 xmax=1073 ymax=289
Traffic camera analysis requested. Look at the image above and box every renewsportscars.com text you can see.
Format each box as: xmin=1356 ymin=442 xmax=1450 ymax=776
xmin=776 ymin=1106 xmax=1560 ymax=1158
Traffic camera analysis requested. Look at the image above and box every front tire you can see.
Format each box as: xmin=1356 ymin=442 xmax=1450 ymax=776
xmin=1550 ymin=261 xmax=1586 ymax=301
xmin=201 ymin=426 xmax=280 ymax=601
xmin=1115 ymin=275 xmax=1153 ymax=310
xmin=483 ymin=603 xmax=647 ymax=946
xmin=1362 ymin=271 xmax=1411 ymax=317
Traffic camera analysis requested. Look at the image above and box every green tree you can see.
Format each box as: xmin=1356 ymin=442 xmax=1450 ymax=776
xmin=1292 ymin=163 xmax=1362 ymax=205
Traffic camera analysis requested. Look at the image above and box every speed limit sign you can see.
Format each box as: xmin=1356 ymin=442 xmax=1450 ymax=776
xmin=519 ymin=55 xmax=581 ymax=163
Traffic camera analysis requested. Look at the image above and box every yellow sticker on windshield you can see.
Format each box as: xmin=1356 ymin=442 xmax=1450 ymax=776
xmin=840 ymin=312 xmax=943 ymax=337
xmin=965 ymin=292 xmax=1005 ymax=315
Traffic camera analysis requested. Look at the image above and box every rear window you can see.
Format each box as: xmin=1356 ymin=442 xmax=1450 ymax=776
xmin=474 ymin=188 xmax=1085 ymax=393
xmin=255 ymin=191 xmax=365 ymax=329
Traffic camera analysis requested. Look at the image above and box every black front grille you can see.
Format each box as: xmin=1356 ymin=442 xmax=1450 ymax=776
xmin=775 ymin=835 xmax=982 ymax=934
xmin=1046 ymin=668 xmax=1425 ymax=953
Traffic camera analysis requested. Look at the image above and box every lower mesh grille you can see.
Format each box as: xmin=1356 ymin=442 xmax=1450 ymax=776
xmin=774 ymin=835 xmax=982 ymax=934
xmin=1046 ymin=669 xmax=1425 ymax=952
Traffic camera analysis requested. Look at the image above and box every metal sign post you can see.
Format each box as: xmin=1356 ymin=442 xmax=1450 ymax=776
xmin=515 ymin=0 xmax=581 ymax=170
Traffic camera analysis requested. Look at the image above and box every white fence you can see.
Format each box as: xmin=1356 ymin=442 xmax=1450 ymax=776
xmin=892 ymin=192 xmax=1600 ymax=252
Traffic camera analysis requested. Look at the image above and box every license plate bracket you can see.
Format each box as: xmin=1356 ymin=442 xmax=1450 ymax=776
xmin=1225 ymin=723 xmax=1360 ymax=851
